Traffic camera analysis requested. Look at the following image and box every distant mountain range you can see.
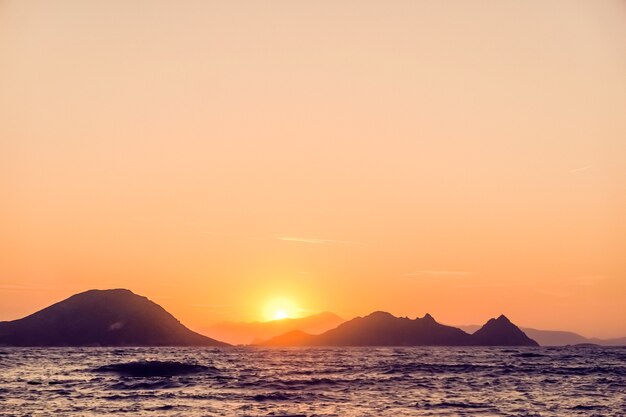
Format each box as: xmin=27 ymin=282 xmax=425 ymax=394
xmin=260 ymin=311 xmax=538 ymax=347
xmin=206 ymin=311 xmax=345 ymax=345
xmin=2 ymin=289 xmax=620 ymax=347
xmin=0 ymin=289 xmax=228 ymax=347
xmin=458 ymin=325 xmax=626 ymax=346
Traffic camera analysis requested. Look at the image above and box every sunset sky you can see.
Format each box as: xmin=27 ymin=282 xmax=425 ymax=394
xmin=1 ymin=0 xmax=625 ymax=338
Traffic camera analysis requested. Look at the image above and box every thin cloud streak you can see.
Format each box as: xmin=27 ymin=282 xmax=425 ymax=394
xmin=569 ymin=165 xmax=593 ymax=173
xmin=274 ymin=235 xmax=365 ymax=245
xmin=401 ymin=271 xmax=476 ymax=277
xmin=535 ymin=288 xmax=571 ymax=298
xmin=0 ymin=284 xmax=58 ymax=292
xmin=188 ymin=303 xmax=233 ymax=309
xmin=577 ymin=275 xmax=608 ymax=286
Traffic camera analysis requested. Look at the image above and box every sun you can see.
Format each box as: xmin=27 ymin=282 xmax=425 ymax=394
xmin=272 ymin=309 xmax=289 ymax=320
xmin=263 ymin=297 xmax=298 ymax=321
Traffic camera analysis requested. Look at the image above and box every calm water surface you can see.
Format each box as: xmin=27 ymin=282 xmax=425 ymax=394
xmin=1 ymin=346 xmax=625 ymax=416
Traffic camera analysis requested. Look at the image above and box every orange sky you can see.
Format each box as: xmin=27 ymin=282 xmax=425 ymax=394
xmin=1 ymin=0 xmax=625 ymax=338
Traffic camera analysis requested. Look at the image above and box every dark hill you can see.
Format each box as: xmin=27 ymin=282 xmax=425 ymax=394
xmin=261 ymin=311 xmax=537 ymax=347
xmin=0 ymin=289 xmax=229 ymax=347
xmin=314 ymin=311 xmax=474 ymax=346
xmin=460 ymin=324 xmax=624 ymax=346
xmin=472 ymin=315 xmax=538 ymax=346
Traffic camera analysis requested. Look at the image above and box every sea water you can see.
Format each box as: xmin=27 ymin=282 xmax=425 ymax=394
xmin=1 ymin=346 xmax=624 ymax=416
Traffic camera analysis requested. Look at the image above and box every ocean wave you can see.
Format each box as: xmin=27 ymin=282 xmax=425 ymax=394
xmin=1 ymin=347 xmax=624 ymax=416
xmin=93 ymin=361 xmax=216 ymax=377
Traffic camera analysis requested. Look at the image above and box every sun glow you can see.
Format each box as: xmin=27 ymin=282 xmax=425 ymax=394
xmin=264 ymin=297 xmax=298 ymax=322
xmin=272 ymin=309 xmax=289 ymax=320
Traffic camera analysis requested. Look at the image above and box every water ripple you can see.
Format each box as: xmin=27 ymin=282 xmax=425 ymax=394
xmin=0 ymin=346 xmax=624 ymax=416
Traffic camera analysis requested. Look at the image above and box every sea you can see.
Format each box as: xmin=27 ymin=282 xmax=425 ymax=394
xmin=1 ymin=346 xmax=624 ymax=416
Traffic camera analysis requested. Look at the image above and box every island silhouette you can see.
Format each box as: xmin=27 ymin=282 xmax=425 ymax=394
xmin=260 ymin=311 xmax=538 ymax=346
xmin=0 ymin=289 xmax=540 ymax=347
xmin=458 ymin=324 xmax=626 ymax=347
xmin=0 ymin=289 xmax=228 ymax=347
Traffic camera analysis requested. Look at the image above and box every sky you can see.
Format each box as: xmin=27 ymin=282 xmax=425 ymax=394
xmin=1 ymin=0 xmax=625 ymax=338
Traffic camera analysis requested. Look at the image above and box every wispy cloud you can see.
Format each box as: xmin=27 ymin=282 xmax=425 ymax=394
xmin=577 ymin=275 xmax=608 ymax=286
xmin=453 ymin=282 xmax=520 ymax=289
xmin=188 ymin=303 xmax=233 ymax=309
xmin=0 ymin=284 xmax=58 ymax=292
xmin=401 ymin=270 xmax=476 ymax=277
xmin=535 ymin=288 xmax=571 ymax=298
xmin=569 ymin=165 xmax=593 ymax=173
xmin=274 ymin=235 xmax=364 ymax=245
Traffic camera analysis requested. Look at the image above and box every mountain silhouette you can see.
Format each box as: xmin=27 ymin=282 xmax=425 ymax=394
xmin=587 ymin=336 xmax=626 ymax=346
xmin=459 ymin=325 xmax=588 ymax=346
xmin=458 ymin=325 xmax=625 ymax=346
xmin=471 ymin=315 xmax=538 ymax=346
xmin=260 ymin=330 xmax=316 ymax=346
xmin=515 ymin=327 xmax=588 ymax=346
xmin=0 ymin=289 xmax=228 ymax=347
xmin=261 ymin=311 xmax=538 ymax=346
xmin=206 ymin=311 xmax=344 ymax=345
